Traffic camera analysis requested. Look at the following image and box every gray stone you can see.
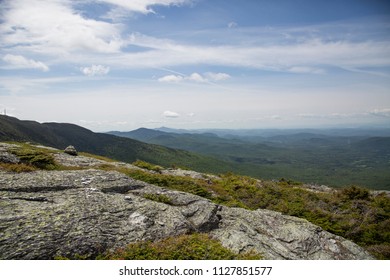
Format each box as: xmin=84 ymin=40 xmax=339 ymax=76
xmin=210 ymin=207 xmax=372 ymax=260
xmin=54 ymin=153 xmax=105 ymax=167
xmin=0 ymin=143 xmax=20 ymax=164
xmin=0 ymin=167 xmax=374 ymax=260
xmin=64 ymin=145 xmax=78 ymax=156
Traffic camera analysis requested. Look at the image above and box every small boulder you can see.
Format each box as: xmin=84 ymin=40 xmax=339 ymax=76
xmin=64 ymin=145 xmax=78 ymax=156
xmin=0 ymin=152 xmax=20 ymax=164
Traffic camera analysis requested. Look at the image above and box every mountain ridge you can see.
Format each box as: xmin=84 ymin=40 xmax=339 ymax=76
xmin=0 ymin=141 xmax=381 ymax=260
xmin=2 ymin=115 xmax=390 ymax=189
xmin=0 ymin=115 xmax=235 ymax=174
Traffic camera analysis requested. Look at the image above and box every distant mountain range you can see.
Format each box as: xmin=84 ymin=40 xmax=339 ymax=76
xmin=153 ymin=126 xmax=390 ymax=138
xmin=1 ymin=115 xmax=389 ymax=189
xmin=0 ymin=115 xmax=234 ymax=174
xmin=108 ymin=127 xmax=390 ymax=190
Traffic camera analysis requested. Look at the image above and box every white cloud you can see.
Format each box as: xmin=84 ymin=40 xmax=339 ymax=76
xmin=80 ymin=65 xmax=110 ymax=76
xmin=287 ymin=66 xmax=325 ymax=74
xmin=97 ymin=0 xmax=192 ymax=14
xmin=3 ymin=54 xmax=49 ymax=72
xmin=228 ymin=22 xmax=238 ymax=28
xmin=204 ymin=72 xmax=231 ymax=81
xmin=0 ymin=0 xmax=124 ymax=55
xmin=99 ymin=38 xmax=390 ymax=77
xmin=297 ymin=112 xmax=362 ymax=120
xmin=187 ymin=72 xmax=207 ymax=83
xmin=158 ymin=74 xmax=183 ymax=82
xmin=163 ymin=110 xmax=180 ymax=118
xmin=1 ymin=1 xmax=389 ymax=76
xmin=158 ymin=72 xmax=230 ymax=83
xmin=369 ymin=108 xmax=390 ymax=118
xmin=157 ymin=72 xmax=205 ymax=83
xmin=107 ymin=26 xmax=390 ymax=74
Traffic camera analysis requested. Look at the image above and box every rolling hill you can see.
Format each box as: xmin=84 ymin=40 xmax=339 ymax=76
xmin=0 ymin=115 xmax=235 ymax=174
xmin=2 ymin=115 xmax=389 ymax=189
xmin=108 ymin=127 xmax=390 ymax=190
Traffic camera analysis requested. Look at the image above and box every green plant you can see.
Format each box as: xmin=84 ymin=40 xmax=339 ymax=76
xmin=133 ymin=160 xmax=163 ymax=172
xmin=125 ymin=169 xmax=212 ymax=199
xmin=340 ymin=185 xmax=370 ymax=201
xmin=0 ymin=162 xmax=37 ymax=172
xmin=122 ymin=166 xmax=389 ymax=259
xmin=11 ymin=146 xmax=56 ymax=170
xmin=99 ymin=234 xmax=262 ymax=260
xmin=143 ymin=193 xmax=173 ymax=205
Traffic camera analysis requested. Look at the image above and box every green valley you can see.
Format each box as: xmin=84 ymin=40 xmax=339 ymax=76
xmin=109 ymin=127 xmax=390 ymax=190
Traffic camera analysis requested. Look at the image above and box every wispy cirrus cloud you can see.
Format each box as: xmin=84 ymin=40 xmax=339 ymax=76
xmin=2 ymin=54 xmax=49 ymax=72
xmin=204 ymin=72 xmax=231 ymax=81
xmin=298 ymin=109 xmax=390 ymax=120
xmin=0 ymin=76 xmax=85 ymax=93
xmin=1 ymin=1 xmax=389 ymax=75
xmin=98 ymin=37 xmax=390 ymax=76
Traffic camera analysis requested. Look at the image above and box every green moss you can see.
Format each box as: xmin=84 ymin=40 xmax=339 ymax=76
xmin=10 ymin=145 xmax=57 ymax=170
xmin=143 ymin=193 xmax=173 ymax=205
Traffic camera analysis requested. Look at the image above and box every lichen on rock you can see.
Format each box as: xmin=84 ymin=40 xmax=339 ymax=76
xmin=0 ymin=142 xmax=374 ymax=260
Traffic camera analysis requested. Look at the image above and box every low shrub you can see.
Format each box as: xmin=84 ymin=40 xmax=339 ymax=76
xmin=0 ymin=162 xmax=37 ymax=172
xmin=125 ymin=169 xmax=212 ymax=199
xmin=133 ymin=160 xmax=163 ymax=173
xmin=11 ymin=146 xmax=56 ymax=170
xmin=99 ymin=233 xmax=262 ymax=260
xmin=123 ymin=167 xmax=390 ymax=259
xmin=340 ymin=185 xmax=370 ymax=201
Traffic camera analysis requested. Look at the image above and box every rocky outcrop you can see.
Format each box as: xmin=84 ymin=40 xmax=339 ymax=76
xmin=0 ymin=143 xmax=373 ymax=260
xmin=0 ymin=143 xmax=20 ymax=164
xmin=64 ymin=145 xmax=78 ymax=156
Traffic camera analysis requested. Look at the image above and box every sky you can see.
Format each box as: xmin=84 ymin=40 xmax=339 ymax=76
xmin=0 ymin=0 xmax=390 ymax=131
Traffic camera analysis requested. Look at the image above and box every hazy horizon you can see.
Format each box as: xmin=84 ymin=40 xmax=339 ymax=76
xmin=3 ymin=113 xmax=390 ymax=134
xmin=1 ymin=0 xmax=389 ymax=131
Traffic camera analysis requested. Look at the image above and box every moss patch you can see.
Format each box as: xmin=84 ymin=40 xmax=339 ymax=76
xmin=142 ymin=193 xmax=173 ymax=205
xmin=7 ymin=144 xmax=57 ymax=170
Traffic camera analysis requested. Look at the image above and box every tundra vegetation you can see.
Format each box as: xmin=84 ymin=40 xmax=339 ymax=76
xmin=1 ymin=143 xmax=389 ymax=259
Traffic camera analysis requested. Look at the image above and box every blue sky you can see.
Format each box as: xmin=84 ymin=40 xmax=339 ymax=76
xmin=1 ymin=0 xmax=389 ymax=131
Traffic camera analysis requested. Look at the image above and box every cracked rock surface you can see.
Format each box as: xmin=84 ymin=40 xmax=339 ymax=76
xmin=0 ymin=143 xmax=373 ymax=260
